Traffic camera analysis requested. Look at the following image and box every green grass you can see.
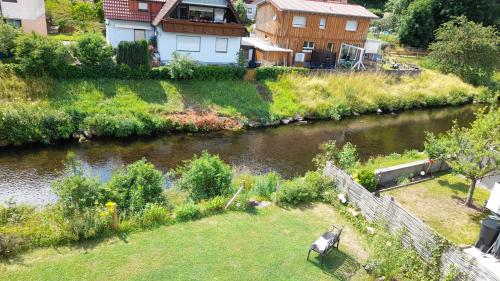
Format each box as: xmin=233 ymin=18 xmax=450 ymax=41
xmin=361 ymin=150 xmax=428 ymax=171
xmin=385 ymin=173 xmax=490 ymax=245
xmin=48 ymin=33 xmax=85 ymax=42
xmin=0 ymin=204 xmax=370 ymax=281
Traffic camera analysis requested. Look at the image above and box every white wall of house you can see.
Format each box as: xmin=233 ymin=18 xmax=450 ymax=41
xmin=106 ymin=19 xmax=155 ymax=48
xmin=0 ymin=0 xmax=45 ymax=20
xmin=157 ymin=30 xmax=241 ymax=64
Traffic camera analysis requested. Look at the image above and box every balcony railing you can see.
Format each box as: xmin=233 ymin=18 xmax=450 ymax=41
xmin=161 ymin=18 xmax=245 ymax=37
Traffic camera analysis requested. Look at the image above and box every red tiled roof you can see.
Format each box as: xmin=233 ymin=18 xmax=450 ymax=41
xmin=104 ymin=0 xmax=162 ymax=22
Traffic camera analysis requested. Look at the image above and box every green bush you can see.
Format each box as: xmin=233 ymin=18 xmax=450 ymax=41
xmin=0 ymin=105 xmax=75 ymax=144
xmin=72 ymin=33 xmax=113 ymax=66
xmin=252 ymin=172 xmax=280 ymax=200
xmin=174 ymin=203 xmax=200 ymax=222
xmin=107 ymin=159 xmax=165 ymax=214
xmin=192 ymin=65 xmax=246 ymax=80
xmin=63 ymin=207 xmax=110 ymax=241
xmin=255 ymin=66 xmax=309 ymax=81
xmin=116 ymin=40 xmax=149 ymax=69
xmin=137 ymin=203 xmax=170 ymax=228
xmin=313 ymin=140 xmax=359 ymax=172
xmin=14 ymin=32 xmax=69 ymax=76
xmin=353 ymin=168 xmax=378 ymax=191
xmin=0 ymin=233 xmax=27 ymax=257
xmin=149 ymin=65 xmax=171 ymax=79
xmin=173 ymin=151 xmax=233 ymax=202
xmin=169 ymin=52 xmax=197 ymax=79
xmin=200 ymin=196 xmax=227 ymax=216
xmin=279 ymin=172 xmax=330 ymax=205
xmin=0 ymin=21 xmax=20 ymax=56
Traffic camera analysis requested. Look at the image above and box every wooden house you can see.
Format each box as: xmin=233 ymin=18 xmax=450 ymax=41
xmin=252 ymin=0 xmax=378 ymax=66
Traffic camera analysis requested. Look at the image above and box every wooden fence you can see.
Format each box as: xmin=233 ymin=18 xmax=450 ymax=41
xmin=323 ymin=162 xmax=499 ymax=281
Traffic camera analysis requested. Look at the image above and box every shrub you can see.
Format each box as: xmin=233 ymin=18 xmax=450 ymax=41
xmin=0 ymin=203 xmax=35 ymax=226
xmin=201 ymin=196 xmax=227 ymax=216
xmin=72 ymin=33 xmax=113 ymax=66
xmin=192 ymin=65 xmax=246 ymax=80
xmin=137 ymin=203 xmax=170 ymax=228
xmin=116 ymin=40 xmax=149 ymax=69
xmin=149 ymin=65 xmax=171 ymax=79
xmin=255 ymin=66 xmax=309 ymax=81
xmin=173 ymin=151 xmax=233 ymax=202
xmin=0 ymin=105 xmax=75 ymax=144
xmin=0 ymin=21 xmax=20 ymax=56
xmin=63 ymin=207 xmax=110 ymax=241
xmin=169 ymin=51 xmax=197 ymax=79
xmin=14 ymin=32 xmax=69 ymax=76
xmin=252 ymin=172 xmax=280 ymax=200
xmin=313 ymin=140 xmax=359 ymax=172
xmin=107 ymin=159 xmax=165 ymax=214
xmin=353 ymin=168 xmax=378 ymax=192
xmin=174 ymin=203 xmax=200 ymax=221
xmin=279 ymin=172 xmax=330 ymax=205
xmin=0 ymin=233 xmax=27 ymax=257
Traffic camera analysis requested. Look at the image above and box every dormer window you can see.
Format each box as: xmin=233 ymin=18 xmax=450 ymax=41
xmin=138 ymin=1 xmax=149 ymax=12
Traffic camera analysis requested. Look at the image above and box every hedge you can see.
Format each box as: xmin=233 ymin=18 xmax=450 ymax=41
xmin=255 ymin=66 xmax=309 ymax=81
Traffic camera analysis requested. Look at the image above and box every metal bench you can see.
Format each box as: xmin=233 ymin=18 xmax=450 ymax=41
xmin=307 ymin=225 xmax=343 ymax=266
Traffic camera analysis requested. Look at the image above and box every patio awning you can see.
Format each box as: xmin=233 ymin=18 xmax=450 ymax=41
xmin=241 ymin=37 xmax=293 ymax=53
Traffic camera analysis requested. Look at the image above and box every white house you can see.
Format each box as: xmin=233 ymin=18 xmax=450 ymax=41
xmin=103 ymin=0 xmax=245 ymax=65
xmin=243 ymin=0 xmax=256 ymax=20
xmin=0 ymin=0 xmax=47 ymax=35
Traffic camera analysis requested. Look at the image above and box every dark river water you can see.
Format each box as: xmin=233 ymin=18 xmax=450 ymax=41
xmin=0 ymin=105 xmax=480 ymax=206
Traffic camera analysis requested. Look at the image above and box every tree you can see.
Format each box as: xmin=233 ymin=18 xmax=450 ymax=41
xmin=424 ymin=108 xmax=500 ymax=207
xmin=0 ymin=21 xmax=21 ymax=56
xmin=397 ymin=0 xmax=434 ymax=47
xmin=432 ymin=0 xmax=498 ymax=29
xmin=313 ymin=140 xmax=359 ymax=172
xmin=234 ymin=0 xmax=250 ymax=25
xmin=429 ymin=16 xmax=499 ymax=86
xmin=72 ymin=33 xmax=113 ymax=66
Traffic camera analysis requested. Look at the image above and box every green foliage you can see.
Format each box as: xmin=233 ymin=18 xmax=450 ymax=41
xmin=432 ymin=0 xmax=498 ymax=29
xmin=200 ymin=196 xmax=227 ymax=216
xmin=255 ymin=66 xmax=309 ymax=81
xmin=353 ymin=168 xmax=378 ymax=192
xmin=313 ymin=140 xmax=359 ymax=172
xmin=0 ymin=21 xmax=20 ymax=56
xmin=136 ymin=203 xmax=171 ymax=228
xmin=107 ymin=159 xmax=165 ymax=214
xmin=252 ymin=172 xmax=280 ymax=200
xmin=72 ymin=33 xmax=113 ymax=66
xmin=174 ymin=203 xmax=200 ymax=221
xmin=429 ymin=16 xmax=499 ymax=86
xmin=53 ymin=153 xmax=105 ymax=216
xmin=397 ymin=0 xmax=434 ymax=47
xmin=63 ymin=207 xmax=110 ymax=241
xmin=424 ymin=107 xmax=500 ymax=206
xmin=46 ymin=0 xmax=101 ymax=32
xmin=279 ymin=172 xmax=331 ymax=205
xmin=233 ymin=0 xmax=250 ymax=25
xmin=14 ymin=32 xmax=69 ymax=75
xmin=173 ymin=151 xmax=233 ymax=202
xmin=169 ymin=52 xmax=198 ymax=79
xmin=192 ymin=65 xmax=246 ymax=80
xmin=116 ymin=40 xmax=150 ymax=69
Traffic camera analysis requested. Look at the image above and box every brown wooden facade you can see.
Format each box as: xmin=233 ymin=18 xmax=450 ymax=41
xmin=161 ymin=19 xmax=245 ymax=36
xmin=255 ymin=2 xmax=372 ymax=65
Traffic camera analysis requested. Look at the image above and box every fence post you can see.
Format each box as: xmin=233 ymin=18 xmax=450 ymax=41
xmin=225 ymin=181 xmax=245 ymax=210
xmin=275 ymin=181 xmax=281 ymax=205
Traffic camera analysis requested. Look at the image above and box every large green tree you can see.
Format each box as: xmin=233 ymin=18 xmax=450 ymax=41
xmin=395 ymin=0 xmax=434 ymax=47
xmin=425 ymin=107 xmax=500 ymax=207
xmin=429 ymin=16 xmax=499 ymax=85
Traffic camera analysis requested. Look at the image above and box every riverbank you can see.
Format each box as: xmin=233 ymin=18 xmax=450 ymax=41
xmin=0 ymin=69 xmax=485 ymax=146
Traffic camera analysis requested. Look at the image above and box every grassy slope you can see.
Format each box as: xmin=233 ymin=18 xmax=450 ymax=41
xmin=0 ymin=204 xmax=370 ymax=281
xmin=385 ymin=173 xmax=490 ymax=245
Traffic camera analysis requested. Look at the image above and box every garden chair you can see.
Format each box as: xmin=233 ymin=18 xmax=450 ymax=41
xmin=307 ymin=225 xmax=343 ymax=266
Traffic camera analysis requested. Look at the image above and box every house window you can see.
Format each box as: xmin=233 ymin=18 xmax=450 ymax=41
xmin=215 ymin=38 xmax=228 ymax=53
xmin=134 ymin=29 xmax=146 ymax=41
xmin=327 ymin=42 xmax=335 ymax=53
xmin=292 ymin=16 xmax=307 ymax=28
xmin=247 ymin=8 xmax=253 ymax=15
xmin=2 ymin=0 xmax=17 ymax=2
xmin=319 ymin=18 xmax=326 ymax=29
xmin=189 ymin=6 xmax=215 ymax=21
xmin=6 ymin=19 xmax=22 ymax=28
xmin=214 ymin=8 xmax=225 ymax=23
xmin=346 ymin=20 xmax=358 ymax=31
xmin=176 ymin=35 xmax=201 ymax=52
xmin=303 ymin=41 xmax=315 ymax=50
xmin=138 ymin=1 xmax=148 ymax=12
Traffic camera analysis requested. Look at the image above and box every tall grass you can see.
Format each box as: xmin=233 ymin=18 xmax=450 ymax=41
xmin=266 ymin=70 xmax=482 ymax=119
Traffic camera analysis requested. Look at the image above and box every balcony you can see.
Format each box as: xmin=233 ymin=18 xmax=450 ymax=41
xmin=161 ymin=19 xmax=245 ymax=37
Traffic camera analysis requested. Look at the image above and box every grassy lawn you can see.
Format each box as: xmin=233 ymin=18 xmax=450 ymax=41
xmin=361 ymin=151 xmax=428 ymax=171
xmin=0 ymin=204 xmax=371 ymax=281
xmin=385 ymin=173 xmax=490 ymax=245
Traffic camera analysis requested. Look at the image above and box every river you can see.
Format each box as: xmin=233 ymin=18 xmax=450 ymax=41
xmin=0 ymin=105 xmax=480 ymax=206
